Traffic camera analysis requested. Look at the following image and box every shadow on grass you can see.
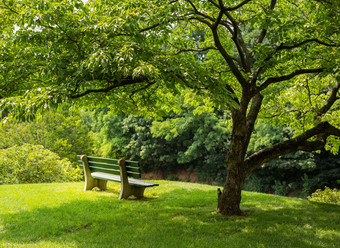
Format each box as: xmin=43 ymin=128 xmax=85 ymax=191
xmin=1 ymin=187 xmax=339 ymax=247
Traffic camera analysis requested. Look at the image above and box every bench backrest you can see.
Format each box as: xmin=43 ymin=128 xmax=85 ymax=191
xmin=77 ymin=155 xmax=141 ymax=179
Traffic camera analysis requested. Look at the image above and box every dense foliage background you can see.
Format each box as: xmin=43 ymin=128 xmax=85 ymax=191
xmin=81 ymin=108 xmax=340 ymax=197
xmin=1 ymin=108 xmax=339 ymax=197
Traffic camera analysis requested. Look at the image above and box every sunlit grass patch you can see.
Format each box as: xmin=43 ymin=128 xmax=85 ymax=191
xmin=1 ymin=181 xmax=339 ymax=248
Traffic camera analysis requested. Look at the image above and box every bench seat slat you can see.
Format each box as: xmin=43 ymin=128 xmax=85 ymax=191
xmin=87 ymin=157 xmax=138 ymax=167
xmin=88 ymin=161 xmax=120 ymax=169
xmin=78 ymin=161 xmax=141 ymax=179
xmin=91 ymin=172 xmax=159 ymax=187
xmin=89 ymin=165 xmax=120 ymax=172
xmin=87 ymin=156 xmax=119 ymax=164
xmin=90 ymin=167 xmax=140 ymax=178
xmin=88 ymin=162 xmax=140 ymax=173
xmin=78 ymin=161 xmax=83 ymax=168
xmin=89 ymin=167 xmax=120 ymax=175
xmin=125 ymin=160 xmax=139 ymax=167
xmin=91 ymin=172 xmax=121 ymax=182
xmin=125 ymin=166 xmax=140 ymax=173
xmin=78 ymin=158 xmax=140 ymax=173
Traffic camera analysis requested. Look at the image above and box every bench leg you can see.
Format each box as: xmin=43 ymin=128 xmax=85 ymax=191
xmin=97 ymin=179 xmax=108 ymax=191
xmin=82 ymin=155 xmax=108 ymax=191
xmin=84 ymin=177 xmax=107 ymax=191
xmin=119 ymin=185 xmax=132 ymax=200
xmin=84 ymin=176 xmax=96 ymax=191
xmin=132 ymin=187 xmax=145 ymax=199
xmin=119 ymin=185 xmax=145 ymax=200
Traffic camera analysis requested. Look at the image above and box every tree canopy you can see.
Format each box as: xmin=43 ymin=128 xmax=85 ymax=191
xmin=1 ymin=1 xmax=339 ymax=123
xmin=1 ymin=0 xmax=339 ymax=216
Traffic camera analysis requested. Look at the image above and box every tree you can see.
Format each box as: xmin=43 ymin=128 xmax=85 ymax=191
xmin=1 ymin=0 xmax=339 ymax=216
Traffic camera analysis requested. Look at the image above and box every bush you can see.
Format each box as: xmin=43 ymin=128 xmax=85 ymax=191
xmin=301 ymin=174 xmax=320 ymax=196
xmin=0 ymin=144 xmax=82 ymax=184
xmin=243 ymin=174 xmax=265 ymax=193
xmin=0 ymin=110 xmax=96 ymax=163
xmin=272 ymin=180 xmax=291 ymax=196
xmin=167 ymin=175 xmax=179 ymax=181
xmin=308 ymin=187 xmax=340 ymax=205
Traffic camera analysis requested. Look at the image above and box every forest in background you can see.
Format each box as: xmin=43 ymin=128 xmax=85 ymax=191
xmin=1 ymin=108 xmax=339 ymax=198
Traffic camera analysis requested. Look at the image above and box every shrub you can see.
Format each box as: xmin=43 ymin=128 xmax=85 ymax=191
xmin=243 ymin=174 xmax=265 ymax=193
xmin=0 ymin=144 xmax=82 ymax=184
xmin=0 ymin=110 xmax=96 ymax=163
xmin=301 ymin=174 xmax=320 ymax=196
xmin=308 ymin=187 xmax=340 ymax=205
xmin=272 ymin=180 xmax=291 ymax=196
xmin=167 ymin=175 xmax=179 ymax=181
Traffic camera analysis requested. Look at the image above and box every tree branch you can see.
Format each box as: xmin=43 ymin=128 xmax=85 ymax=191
xmin=220 ymin=20 xmax=234 ymax=34
xmin=207 ymin=0 xmax=219 ymax=8
xmin=185 ymin=0 xmax=216 ymax=24
xmin=139 ymin=23 xmax=163 ymax=33
xmin=210 ymin=8 xmax=248 ymax=87
xmin=188 ymin=16 xmax=213 ymax=28
xmin=259 ymin=68 xmax=324 ymax=91
xmin=129 ymin=82 xmax=156 ymax=105
xmin=221 ymin=9 xmax=252 ymax=72
xmin=225 ymin=84 xmax=240 ymax=106
xmin=70 ymin=76 xmax=148 ymax=99
xmin=277 ymin=38 xmax=338 ymax=50
xmin=185 ymin=0 xmax=252 ymax=73
xmin=252 ymin=37 xmax=335 ymax=85
xmin=226 ymin=13 xmax=249 ymax=71
xmin=244 ymin=121 xmax=340 ymax=173
xmin=243 ymin=93 xmax=264 ymax=153
xmin=246 ymin=93 xmax=264 ymax=128
xmin=253 ymin=0 xmax=277 ymax=48
xmin=263 ymin=109 xmax=313 ymax=119
xmin=224 ymin=0 xmax=252 ymax=11
xmin=185 ymin=0 xmax=198 ymax=12
xmin=175 ymin=46 xmax=217 ymax=55
xmin=317 ymin=82 xmax=340 ymax=117
xmin=0 ymin=3 xmax=19 ymax=14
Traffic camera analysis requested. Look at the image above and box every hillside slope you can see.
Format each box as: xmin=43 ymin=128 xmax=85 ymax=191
xmin=0 ymin=181 xmax=339 ymax=248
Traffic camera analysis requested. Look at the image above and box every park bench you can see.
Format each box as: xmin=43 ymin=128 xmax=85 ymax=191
xmin=77 ymin=155 xmax=158 ymax=199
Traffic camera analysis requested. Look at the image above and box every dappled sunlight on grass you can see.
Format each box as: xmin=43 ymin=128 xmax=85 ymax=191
xmin=0 ymin=181 xmax=339 ymax=247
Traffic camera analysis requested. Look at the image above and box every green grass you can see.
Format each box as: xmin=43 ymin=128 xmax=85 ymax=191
xmin=0 ymin=181 xmax=339 ymax=248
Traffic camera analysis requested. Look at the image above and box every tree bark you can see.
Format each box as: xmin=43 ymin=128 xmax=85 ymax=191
xmin=217 ymin=160 xmax=247 ymax=216
xmin=217 ymin=111 xmax=250 ymax=216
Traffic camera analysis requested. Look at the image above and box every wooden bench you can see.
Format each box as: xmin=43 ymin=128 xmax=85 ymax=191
xmin=77 ymin=155 xmax=158 ymax=199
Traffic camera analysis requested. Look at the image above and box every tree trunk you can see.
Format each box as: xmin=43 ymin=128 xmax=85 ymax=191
xmin=217 ymin=160 xmax=247 ymax=216
xmin=217 ymin=108 xmax=251 ymax=216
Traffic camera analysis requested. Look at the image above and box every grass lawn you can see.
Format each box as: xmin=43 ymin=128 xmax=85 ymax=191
xmin=0 ymin=181 xmax=339 ymax=248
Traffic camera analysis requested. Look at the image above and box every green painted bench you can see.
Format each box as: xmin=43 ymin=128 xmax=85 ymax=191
xmin=77 ymin=155 xmax=158 ymax=199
